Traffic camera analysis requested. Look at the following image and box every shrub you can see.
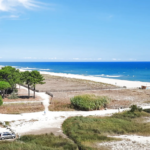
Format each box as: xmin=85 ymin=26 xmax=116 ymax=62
xmin=0 ymin=96 xmax=3 ymax=106
xmin=130 ymin=105 xmax=142 ymax=112
xmin=70 ymin=94 xmax=110 ymax=111
xmin=8 ymin=92 xmax=18 ymax=99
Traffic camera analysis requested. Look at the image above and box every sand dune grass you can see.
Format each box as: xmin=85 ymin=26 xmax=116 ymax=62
xmin=62 ymin=110 xmax=150 ymax=150
xmin=0 ymin=103 xmax=44 ymax=114
xmin=0 ymin=133 xmax=78 ymax=150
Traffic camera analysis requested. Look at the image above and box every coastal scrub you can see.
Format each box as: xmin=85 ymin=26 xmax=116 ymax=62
xmin=62 ymin=109 xmax=150 ymax=150
xmin=0 ymin=133 xmax=78 ymax=150
xmin=70 ymin=94 xmax=110 ymax=111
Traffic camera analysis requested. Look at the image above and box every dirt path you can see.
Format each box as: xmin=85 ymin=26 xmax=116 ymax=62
xmin=0 ymin=86 xmax=150 ymax=149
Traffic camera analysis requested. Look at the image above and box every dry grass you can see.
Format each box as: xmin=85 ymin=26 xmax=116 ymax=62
xmin=108 ymin=100 xmax=132 ymax=109
xmin=49 ymin=100 xmax=74 ymax=111
xmin=144 ymin=100 xmax=150 ymax=104
xmin=36 ymin=74 xmax=117 ymax=93
xmin=0 ymin=103 xmax=44 ymax=114
xmin=49 ymin=99 xmax=132 ymax=111
xmin=48 ymin=89 xmax=150 ymax=111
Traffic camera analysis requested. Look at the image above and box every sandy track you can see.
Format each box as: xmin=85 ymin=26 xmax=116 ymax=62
xmin=0 ymin=85 xmax=150 ymax=150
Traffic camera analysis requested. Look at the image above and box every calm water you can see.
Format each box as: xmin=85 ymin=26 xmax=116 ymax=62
xmin=0 ymin=62 xmax=150 ymax=82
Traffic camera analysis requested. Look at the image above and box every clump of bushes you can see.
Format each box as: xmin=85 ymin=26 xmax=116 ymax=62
xmin=113 ymin=105 xmax=148 ymax=119
xmin=8 ymin=92 xmax=18 ymax=99
xmin=70 ymin=94 xmax=110 ymax=111
xmin=0 ymin=95 xmax=3 ymax=106
xmin=130 ymin=105 xmax=142 ymax=112
xmin=62 ymin=108 xmax=150 ymax=150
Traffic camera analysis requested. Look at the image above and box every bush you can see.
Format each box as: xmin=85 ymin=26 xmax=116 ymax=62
xmin=8 ymin=92 xmax=18 ymax=99
xmin=130 ymin=105 xmax=142 ymax=112
xmin=0 ymin=96 xmax=3 ymax=106
xmin=70 ymin=94 xmax=110 ymax=111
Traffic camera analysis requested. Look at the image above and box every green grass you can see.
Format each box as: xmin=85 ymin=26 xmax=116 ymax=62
xmin=70 ymin=94 xmax=110 ymax=111
xmin=0 ymin=133 xmax=78 ymax=150
xmin=5 ymin=121 xmax=10 ymax=126
xmin=62 ymin=110 xmax=150 ymax=150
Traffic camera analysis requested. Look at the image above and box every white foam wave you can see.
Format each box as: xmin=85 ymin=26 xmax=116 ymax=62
xmin=21 ymin=67 xmax=37 ymax=70
xmin=95 ymin=74 xmax=121 ymax=78
xmin=106 ymin=75 xmax=121 ymax=78
xmin=40 ymin=69 xmax=50 ymax=71
xmin=94 ymin=74 xmax=105 ymax=77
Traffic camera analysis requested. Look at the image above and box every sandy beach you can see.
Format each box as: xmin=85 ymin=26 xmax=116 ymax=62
xmin=0 ymin=64 xmax=149 ymax=88
xmin=39 ymin=71 xmax=150 ymax=88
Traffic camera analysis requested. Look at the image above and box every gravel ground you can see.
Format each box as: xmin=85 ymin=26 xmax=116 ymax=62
xmin=99 ymin=140 xmax=150 ymax=150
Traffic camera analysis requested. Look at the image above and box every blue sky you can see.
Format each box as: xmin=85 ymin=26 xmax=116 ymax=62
xmin=0 ymin=0 xmax=150 ymax=62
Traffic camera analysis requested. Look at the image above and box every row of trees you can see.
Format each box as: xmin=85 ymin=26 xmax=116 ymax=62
xmin=0 ymin=66 xmax=45 ymax=99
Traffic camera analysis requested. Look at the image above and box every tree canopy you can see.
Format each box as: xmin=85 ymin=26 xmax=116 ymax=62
xmin=0 ymin=66 xmax=45 ymax=99
xmin=0 ymin=66 xmax=21 ymax=90
xmin=0 ymin=81 xmax=11 ymax=98
xmin=0 ymin=81 xmax=11 ymax=90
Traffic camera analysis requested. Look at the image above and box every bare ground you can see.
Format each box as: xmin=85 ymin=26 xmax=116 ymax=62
xmin=35 ymin=74 xmax=150 ymax=110
xmin=3 ymin=88 xmax=42 ymax=102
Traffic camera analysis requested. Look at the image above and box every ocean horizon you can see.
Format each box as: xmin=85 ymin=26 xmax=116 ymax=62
xmin=0 ymin=62 xmax=150 ymax=82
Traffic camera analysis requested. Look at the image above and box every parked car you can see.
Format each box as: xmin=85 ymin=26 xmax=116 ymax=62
xmin=0 ymin=132 xmax=16 ymax=140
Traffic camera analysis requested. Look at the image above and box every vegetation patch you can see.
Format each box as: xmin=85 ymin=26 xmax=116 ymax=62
xmin=0 ymin=66 xmax=45 ymax=100
xmin=49 ymin=100 xmax=75 ymax=111
xmin=5 ymin=121 xmax=10 ymax=126
xmin=0 ymin=103 xmax=44 ymax=114
xmin=62 ymin=108 xmax=150 ymax=150
xmin=70 ymin=94 xmax=110 ymax=111
xmin=8 ymin=92 xmax=18 ymax=99
xmin=0 ymin=133 xmax=78 ymax=150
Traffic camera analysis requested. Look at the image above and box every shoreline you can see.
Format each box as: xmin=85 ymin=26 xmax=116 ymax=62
xmin=1 ymin=65 xmax=150 ymax=88
xmin=39 ymin=71 xmax=150 ymax=89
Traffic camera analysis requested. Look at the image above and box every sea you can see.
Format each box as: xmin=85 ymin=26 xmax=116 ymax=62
xmin=0 ymin=62 xmax=150 ymax=82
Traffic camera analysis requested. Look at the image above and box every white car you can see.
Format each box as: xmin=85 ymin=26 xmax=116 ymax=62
xmin=0 ymin=132 xmax=16 ymax=140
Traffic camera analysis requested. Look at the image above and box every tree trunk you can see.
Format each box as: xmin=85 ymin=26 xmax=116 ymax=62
xmin=34 ymin=85 xmax=35 ymax=99
xmin=3 ymin=90 xmax=5 ymax=98
xmin=12 ymin=87 xmax=14 ymax=92
xmin=28 ymin=84 xmax=30 ymax=98
xmin=6 ymin=89 xmax=8 ymax=97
